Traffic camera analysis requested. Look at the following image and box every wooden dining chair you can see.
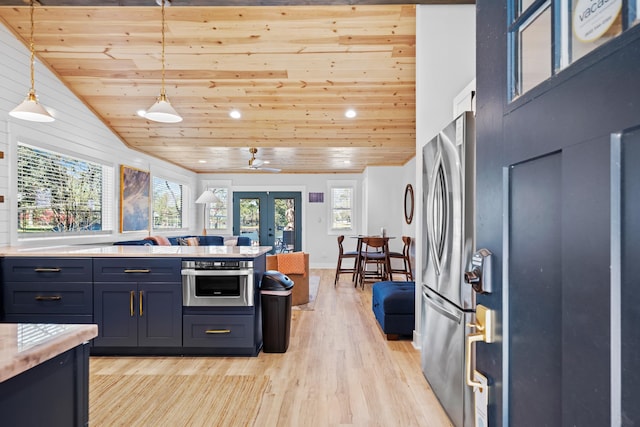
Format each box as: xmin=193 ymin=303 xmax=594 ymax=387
xmin=334 ymin=235 xmax=359 ymax=286
xmin=388 ymin=236 xmax=413 ymax=281
xmin=358 ymin=236 xmax=390 ymax=289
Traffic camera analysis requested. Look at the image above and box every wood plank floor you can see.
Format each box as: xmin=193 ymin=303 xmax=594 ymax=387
xmin=90 ymin=269 xmax=453 ymax=426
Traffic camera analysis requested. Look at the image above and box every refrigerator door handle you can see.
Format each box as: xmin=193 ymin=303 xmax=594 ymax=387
xmin=423 ymin=289 xmax=461 ymax=323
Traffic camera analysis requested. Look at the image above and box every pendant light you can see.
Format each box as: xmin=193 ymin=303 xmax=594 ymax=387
xmin=9 ymin=0 xmax=54 ymax=123
xmin=144 ymin=0 xmax=182 ymax=123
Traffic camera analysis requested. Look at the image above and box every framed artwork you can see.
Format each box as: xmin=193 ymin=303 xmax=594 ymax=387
xmin=120 ymin=165 xmax=150 ymax=232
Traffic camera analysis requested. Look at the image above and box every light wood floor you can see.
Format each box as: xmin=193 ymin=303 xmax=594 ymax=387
xmin=90 ymin=269 xmax=453 ymax=426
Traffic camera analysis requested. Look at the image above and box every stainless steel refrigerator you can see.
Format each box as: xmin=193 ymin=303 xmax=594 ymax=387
xmin=421 ymin=111 xmax=476 ymax=427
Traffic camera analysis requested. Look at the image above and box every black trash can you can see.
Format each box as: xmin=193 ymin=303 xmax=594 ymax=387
xmin=261 ymin=270 xmax=294 ymax=353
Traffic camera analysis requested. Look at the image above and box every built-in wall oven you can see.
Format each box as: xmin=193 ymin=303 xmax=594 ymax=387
xmin=181 ymin=260 xmax=254 ymax=307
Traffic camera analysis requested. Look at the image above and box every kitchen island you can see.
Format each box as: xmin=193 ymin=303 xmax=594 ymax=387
xmin=0 ymin=323 xmax=98 ymax=426
xmin=0 ymin=245 xmax=272 ymax=356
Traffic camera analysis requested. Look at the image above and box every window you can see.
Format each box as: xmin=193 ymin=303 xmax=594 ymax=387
xmin=205 ymin=188 xmax=228 ymax=231
xmin=509 ymin=0 xmax=629 ymax=100
xmin=330 ymin=187 xmax=354 ymax=231
xmin=152 ymin=177 xmax=183 ymax=229
xmin=17 ymin=143 xmax=112 ymax=235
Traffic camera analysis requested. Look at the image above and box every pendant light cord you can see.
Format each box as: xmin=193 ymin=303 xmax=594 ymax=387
xmin=160 ymin=0 xmax=166 ymax=97
xmin=29 ymin=0 xmax=35 ymax=95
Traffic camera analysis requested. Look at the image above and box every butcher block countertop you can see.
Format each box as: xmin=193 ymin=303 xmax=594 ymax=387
xmin=0 ymin=245 xmax=272 ymax=258
xmin=0 ymin=323 xmax=98 ymax=383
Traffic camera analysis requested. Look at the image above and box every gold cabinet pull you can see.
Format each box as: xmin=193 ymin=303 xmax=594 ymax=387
xmin=139 ymin=291 xmax=143 ymax=316
xmin=130 ymin=291 xmax=135 ymax=316
xmin=34 ymin=268 xmax=61 ymax=272
xmin=205 ymin=329 xmax=231 ymax=334
xmin=35 ymin=295 xmax=62 ymax=301
xmin=124 ymin=269 xmax=150 ymax=274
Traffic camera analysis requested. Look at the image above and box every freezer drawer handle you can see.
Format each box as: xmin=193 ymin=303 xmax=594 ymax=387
xmin=423 ymin=290 xmax=461 ymax=323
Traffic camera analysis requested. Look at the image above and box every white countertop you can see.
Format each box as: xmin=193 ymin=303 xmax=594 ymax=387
xmin=0 ymin=245 xmax=273 ymax=258
xmin=0 ymin=323 xmax=98 ymax=383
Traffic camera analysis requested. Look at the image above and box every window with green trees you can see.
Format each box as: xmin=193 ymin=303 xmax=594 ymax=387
xmin=17 ymin=143 xmax=110 ymax=234
xmin=152 ymin=177 xmax=183 ymax=229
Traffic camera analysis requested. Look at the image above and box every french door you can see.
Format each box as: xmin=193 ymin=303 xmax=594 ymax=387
xmin=232 ymin=192 xmax=302 ymax=253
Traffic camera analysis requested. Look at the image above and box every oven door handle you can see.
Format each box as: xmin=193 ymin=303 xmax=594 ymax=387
xmin=181 ymin=269 xmax=253 ymax=276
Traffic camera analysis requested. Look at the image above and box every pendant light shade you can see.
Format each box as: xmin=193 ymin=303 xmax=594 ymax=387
xmin=145 ymin=93 xmax=182 ymax=123
xmin=10 ymin=0 xmax=54 ymax=123
xmin=144 ymin=0 xmax=182 ymax=123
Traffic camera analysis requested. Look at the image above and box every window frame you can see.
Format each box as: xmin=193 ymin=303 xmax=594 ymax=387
xmin=15 ymin=140 xmax=114 ymax=239
xmin=201 ymin=180 xmax=232 ymax=233
xmin=151 ymin=175 xmax=184 ymax=230
xmin=508 ymin=0 xmax=633 ymax=102
xmin=327 ymin=180 xmax=358 ymax=235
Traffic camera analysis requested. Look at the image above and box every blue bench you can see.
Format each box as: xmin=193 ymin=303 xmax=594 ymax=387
xmin=372 ymin=281 xmax=415 ymax=340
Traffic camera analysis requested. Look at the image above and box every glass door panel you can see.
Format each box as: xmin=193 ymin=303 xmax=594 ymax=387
xmin=233 ymin=192 xmax=301 ymax=253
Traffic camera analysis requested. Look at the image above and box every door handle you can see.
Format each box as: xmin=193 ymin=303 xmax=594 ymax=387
xmin=465 ymin=304 xmax=495 ymax=392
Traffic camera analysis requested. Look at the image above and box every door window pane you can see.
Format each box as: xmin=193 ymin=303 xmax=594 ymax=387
xmin=238 ymin=198 xmax=260 ymax=243
xmin=519 ymin=6 xmax=552 ymax=95
xmin=571 ymin=0 xmax=623 ymax=62
xmin=274 ymin=197 xmax=296 ymax=253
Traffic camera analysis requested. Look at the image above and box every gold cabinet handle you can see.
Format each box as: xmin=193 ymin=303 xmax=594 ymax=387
xmin=34 ymin=268 xmax=61 ymax=272
xmin=124 ymin=269 xmax=150 ymax=274
xmin=130 ymin=290 xmax=135 ymax=316
xmin=35 ymin=295 xmax=62 ymax=301
xmin=139 ymin=291 xmax=143 ymax=316
xmin=205 ymin=329 xmax=231 ymax=334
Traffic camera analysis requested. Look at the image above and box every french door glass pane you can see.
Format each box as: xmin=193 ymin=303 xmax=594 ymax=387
xmin=274 ymin=197 xmax=296 ymax=253
xmin=238 ymin=198 xmax=260 ymax=244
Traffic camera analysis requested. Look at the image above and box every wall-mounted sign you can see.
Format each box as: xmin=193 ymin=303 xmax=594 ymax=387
xmin=573 ymin=0 xmax=622 ymax=42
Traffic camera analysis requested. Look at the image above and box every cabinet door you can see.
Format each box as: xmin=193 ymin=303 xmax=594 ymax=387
xmin=93 ymin=283 xmax=138 ymax=347
xmin=137 ymin=283 xmax=182 ymax=347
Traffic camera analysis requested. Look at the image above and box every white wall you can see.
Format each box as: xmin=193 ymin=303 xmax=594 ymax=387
xmin=414 ymin=4 xmax=476 ymax=345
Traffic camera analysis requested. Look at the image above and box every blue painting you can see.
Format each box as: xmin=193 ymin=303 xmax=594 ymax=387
xmin=120 ymin=165 xmax=150 ymax=232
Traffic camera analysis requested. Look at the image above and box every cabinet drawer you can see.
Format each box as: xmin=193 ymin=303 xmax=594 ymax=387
xmin=93 ymin=258 xmax=181 ymax=283
xmin=183 ymin=315 xmax=254 ymax=348
xmin=4 ymin=282 xmax=93 ymax=314
xmin=2 ymin=258 xmax=92 ymax=282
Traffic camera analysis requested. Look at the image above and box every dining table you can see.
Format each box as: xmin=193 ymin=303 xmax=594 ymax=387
xmin=350 ymin=235 xmax=394 ymax=287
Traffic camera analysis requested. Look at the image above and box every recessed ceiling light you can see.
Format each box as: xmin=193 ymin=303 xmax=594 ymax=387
xmin=345 ymin=109 xmax=357 ymax=119
xmin=198 ymin=160 xmax=207 ymax=163
xmin=344 ymin=160 xmax=351 ymax=164
xmin=229 ymin=110 xmax=241 ymax=119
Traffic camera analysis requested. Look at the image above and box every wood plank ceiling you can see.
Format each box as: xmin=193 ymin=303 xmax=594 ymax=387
xmin=0 ymin=1 xmax=466 ymax=173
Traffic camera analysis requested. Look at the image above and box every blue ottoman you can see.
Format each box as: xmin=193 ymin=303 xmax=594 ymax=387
xmin=372 ymin=281 xmax=415 ymax=340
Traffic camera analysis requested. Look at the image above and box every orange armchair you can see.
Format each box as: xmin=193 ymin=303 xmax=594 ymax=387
xmin=266 ymin=252 xmax=309 ymax=306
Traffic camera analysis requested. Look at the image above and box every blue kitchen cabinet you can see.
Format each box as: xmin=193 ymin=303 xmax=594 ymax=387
xmin=92 ymin=258 xmax=182 ymax=350
xmin=2 ymin=257 xmax=93 ymax=324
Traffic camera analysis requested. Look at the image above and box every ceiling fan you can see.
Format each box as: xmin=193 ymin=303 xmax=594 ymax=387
xmin=246 ymin=147 xmax=281 ymax=173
